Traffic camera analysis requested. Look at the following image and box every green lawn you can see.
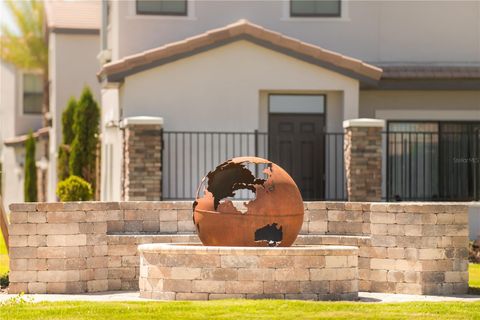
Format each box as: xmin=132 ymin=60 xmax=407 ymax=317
xmin=1 ymin=300 xmax=480 ymax=320
xmin=0 ymin=228 xmax=8 ymax=275
xmin=470 ymin=263 xmax=480 ymax=292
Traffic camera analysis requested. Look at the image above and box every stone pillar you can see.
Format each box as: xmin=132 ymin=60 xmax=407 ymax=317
xmin=122 ymin=117 xmax=163 ymax=201
xmin=343 ymin=118 xmax=385 ymax=202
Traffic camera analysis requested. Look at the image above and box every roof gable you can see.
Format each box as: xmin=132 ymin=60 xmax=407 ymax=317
xmin=45 ymin=1 xmax=100 ymax=34
xmin=98 ymin=20 xmax=382 ymax=84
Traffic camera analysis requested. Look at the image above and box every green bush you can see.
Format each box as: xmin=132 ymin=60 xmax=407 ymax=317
xmin=24 ymin=132 xmax=37 ymax=202
xmin=56 ymin=175 xmax=93 ymax=202
xmin=0 ymin=272 xmax=9 ymax=289
xmin=69 ymin=87 xmax=100 ymax=192
xmin=57 ymin=97 xmax=77 ymax=181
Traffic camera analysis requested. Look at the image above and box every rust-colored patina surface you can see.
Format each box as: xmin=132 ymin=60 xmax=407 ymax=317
xmin=193 ymin=157 xmax=304 ymax=247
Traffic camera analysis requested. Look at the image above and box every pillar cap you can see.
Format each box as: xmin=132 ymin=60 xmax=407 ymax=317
xmin=343 ymin=118 xmax=385 ymax=129
xmin=121 ymin=116 xmax=164 ymax=127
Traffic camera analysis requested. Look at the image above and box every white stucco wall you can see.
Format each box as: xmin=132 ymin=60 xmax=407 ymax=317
xmin=100 ymin=85 xmax=123 ymax=201
xmin=47 ymin=32 xmax=100 ymax=201
xmin=101 ymin=40 xmax=358 ymax=200
xmin=0 ymin=60 xmax=43 ymax=210
xmin=359 ymin=90 xmax=480 ymax=120
xmin=109 ymin=0 xmax=480 ymax=63
xmin=121 ymin=40 xmax=359 ymax=130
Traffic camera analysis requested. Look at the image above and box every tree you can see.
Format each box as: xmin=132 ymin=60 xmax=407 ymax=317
xmin=57 ymin=97 xmax=77 ymax=181
xmin=24 ymin=133 xmax=37 ymax=202
xmin=69 ymin=87 xmax=100 ymax=192
xmin=0 ymin=0 xmax=49 ymax=126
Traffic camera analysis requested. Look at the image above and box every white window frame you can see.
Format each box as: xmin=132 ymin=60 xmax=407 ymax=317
xmin=20 ymin=71 xmax=43 ymax=116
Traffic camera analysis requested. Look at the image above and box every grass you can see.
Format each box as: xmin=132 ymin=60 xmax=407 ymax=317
xmin=470 ymin=263 xmax=480 ymax=290
xmin=1 ymin=300 xmax=480 ymax=320
xmin=0 ymin=227 xmax=8 ymax=274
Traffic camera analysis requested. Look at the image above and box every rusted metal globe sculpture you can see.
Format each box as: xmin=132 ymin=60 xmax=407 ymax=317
xmin=193 ymin=157 xmax=304 ymax=247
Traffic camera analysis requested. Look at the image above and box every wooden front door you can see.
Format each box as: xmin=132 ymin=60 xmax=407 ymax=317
xmin=269 ymin=113 xmax=325 ymax=200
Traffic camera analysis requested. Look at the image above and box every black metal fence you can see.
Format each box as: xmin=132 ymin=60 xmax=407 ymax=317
xmin=162 ymin=131 xmax=346 ymax=200
xmin=384 ymin=131 xmax=480 ymax=201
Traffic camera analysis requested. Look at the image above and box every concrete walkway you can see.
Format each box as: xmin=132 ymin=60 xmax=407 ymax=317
xmin=1 ymin=291 xmax=480 ymax=303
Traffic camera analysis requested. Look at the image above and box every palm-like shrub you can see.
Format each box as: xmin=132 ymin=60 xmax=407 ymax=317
xmin=69 ymin=87 xmax=100 ymax=192
xmin=24 ymin=133 xmax=37 ymax=202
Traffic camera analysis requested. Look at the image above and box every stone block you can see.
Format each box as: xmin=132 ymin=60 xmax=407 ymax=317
xmin=275 ymin=269 xmax=309 ymax=281
xmin=170 ymin=267 xmax=202 ymax=280
xmin=10 ymin=224 xmax=36 ymax=235
xmin=418 ymin=249 xmax=444 ymax=260
xmin=201 ymin=268 xmax=238 ymax=281
xmin=370 ymin=258 xmax=395 ymax=270
xmin=192 ymin=280 xmax=225 ymax=293
xmin=387 ymin=270 xmax=404 ymax=282
xmin=325 ymin=256 xmax=348 ymax=268
xmin=308 ymin=221 xmax=327 ymax=234
xmin=47 ymin=211 xmax=85 ymax=223
xmin=225 ymin=281 xmax=263 ymax=294
xmin=87 ymin=280 xmax=109 ymax=292
xmin=176 ymin=293 xmax=208 ymax=300
xmin=163 ymin=279 xmax=191 ymax=292
xmin=27 ymin=212 xmax=46 ymax=223
xmin=37 ymin=223 xmax=79 ymax=235
xmin=264 ymin=281 xmax=300 ymax=294
xmin=160 ymin=210 xmax=178 ymax=222
xmin=221 ymin=255 xmax=259 ymax=268
xmin=160 ymin=221 xmax=178 ymax=233
xmin=370 ymin=212 xmax=395 ymax=224
xmin=9 ymin=247 xmax=37 ymax=259
xmin=237 ymin=268 xmax=274 ymax=281
xmin=387 ymin=248 xmax=404 ymax=259
xmin=9 ymin=235 xmax=28 ymax=247
xmin=209 ymin=293 xmax=245 ymax=300
xmin=28 ymin=282 xmax=47 ymax=293
xmin=9 ymin=270 xmax=37 ymax=282
xmin=38 ymin=270 xmax=80 ymax=282
xmin=10 ymin=212 xmax=28 ymax=223
xmin=28 ymin=235 xmax=47 ymax=247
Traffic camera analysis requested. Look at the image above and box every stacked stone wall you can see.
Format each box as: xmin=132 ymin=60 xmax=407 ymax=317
xmin=8 ymin=201 xmax=469 ymax=295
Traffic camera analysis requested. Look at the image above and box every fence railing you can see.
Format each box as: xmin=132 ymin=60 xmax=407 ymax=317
xmin=162 ymin=131 xmax=346 ymax=200
xmin=384 ymin=131 xmax=480 ymax=201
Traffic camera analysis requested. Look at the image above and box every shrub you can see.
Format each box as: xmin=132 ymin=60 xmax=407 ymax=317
xmin=57 ymin=97 xmax=77 ymax=181
xmin=56 ymin=175 xmax=93 ymax=201
xmin=69 ymin=87 xmax=100 ymax=192
xmin=0 ymin=272 xmax=8 ymax=289
xmin=24 ymin=132 xmax=37 ymax=202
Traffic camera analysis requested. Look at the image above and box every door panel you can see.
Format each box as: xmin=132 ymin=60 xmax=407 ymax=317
xmin=269 ymin=113 xmax=325 ymax=200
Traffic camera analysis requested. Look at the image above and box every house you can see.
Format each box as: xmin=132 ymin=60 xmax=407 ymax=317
xmin=0 ymin=59 xmax=46 ymax=205
xmin=97 ymin=0 xmax=480 ymax=202
xmin=0 ymin=1 xmax=101 ymax=210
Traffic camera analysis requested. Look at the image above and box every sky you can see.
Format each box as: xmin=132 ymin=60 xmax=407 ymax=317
xmin=0 ymin=0 xmax=20 ymax=35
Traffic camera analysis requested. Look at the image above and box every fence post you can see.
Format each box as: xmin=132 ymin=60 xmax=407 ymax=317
xmin=343 ymin=118 xmax=385 ymax=202
xmin=122 ymin=116 xmax=164 ymax=201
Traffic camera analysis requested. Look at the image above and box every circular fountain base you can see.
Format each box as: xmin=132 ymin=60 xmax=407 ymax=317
xmin=138 ymin=243 xmax=358 ymax=301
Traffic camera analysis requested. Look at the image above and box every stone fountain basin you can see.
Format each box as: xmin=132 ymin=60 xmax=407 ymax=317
xmin=138 ymin=243 xmax=358 ymax=301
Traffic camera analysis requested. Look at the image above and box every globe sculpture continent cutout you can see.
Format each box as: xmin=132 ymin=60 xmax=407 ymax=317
xmin=193 ymin=157 xmax=304 ymax=247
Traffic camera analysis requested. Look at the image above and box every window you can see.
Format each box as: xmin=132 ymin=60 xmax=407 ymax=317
xmin=136 ymin=0 xmax=187 ymax=16
xmin=290 ymin=0 xmax=341 ymax=17
xmin=23 ymin=73 xmax=43 ymax=114
xmin=269 ymin=94 xmax=325 ymax=114
xmin=386 ymin=121 xmax=480 ymax=201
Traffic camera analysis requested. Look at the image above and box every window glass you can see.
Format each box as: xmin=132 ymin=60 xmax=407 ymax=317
xmin=23 ymin=74 xmax=43 ymax=114
xmin=137 ymin=0 xmax=187 ymax=15
xmin=291 ymin=0 xmax=341 ymax=17
xmin=269 ymin=95 xmax=325 ymax=114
